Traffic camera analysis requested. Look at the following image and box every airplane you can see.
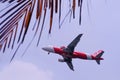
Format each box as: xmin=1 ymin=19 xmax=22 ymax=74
xmin=42 ymin=34 xmax=104 ymax=71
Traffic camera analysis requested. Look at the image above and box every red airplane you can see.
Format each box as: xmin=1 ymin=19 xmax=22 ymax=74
xmin=42 ymin=34 xmax=104 ymax=71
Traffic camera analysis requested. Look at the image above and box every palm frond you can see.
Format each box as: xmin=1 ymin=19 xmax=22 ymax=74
xmin=0 ymin=0 xmax=35 ymax=52
xmin=0 ymin=0 xmax=83 ymax=60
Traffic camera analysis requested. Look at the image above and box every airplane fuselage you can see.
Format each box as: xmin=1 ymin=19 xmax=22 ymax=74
xmin=42 ymin=46 xmax=103 ymax=60
xmin=42 ymin=34 xmax=104 ymax=71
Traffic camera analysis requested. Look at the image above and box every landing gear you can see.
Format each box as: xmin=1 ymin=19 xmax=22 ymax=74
xmin=48 ymin=52 xmax=50 ymax=55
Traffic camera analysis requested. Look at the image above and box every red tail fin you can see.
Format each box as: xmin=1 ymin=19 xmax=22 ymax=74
xmin=92 ymin=50 xmax=104 ymax=64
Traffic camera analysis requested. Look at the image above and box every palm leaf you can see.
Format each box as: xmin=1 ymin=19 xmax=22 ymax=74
xmin=0 ymin=0 xmax=83 ymax=61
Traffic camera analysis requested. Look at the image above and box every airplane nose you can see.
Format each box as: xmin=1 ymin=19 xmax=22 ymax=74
xmin=42 ymin=46 xmax=54 ymax=52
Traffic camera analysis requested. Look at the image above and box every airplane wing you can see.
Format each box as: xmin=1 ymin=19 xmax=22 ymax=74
xmin=66 ymin=60 xmax=74 ymax=71
xmin=65 ymin=34 xmax=83 ymax=54
xmin=63 ymin=57 xmax=74 ymax=71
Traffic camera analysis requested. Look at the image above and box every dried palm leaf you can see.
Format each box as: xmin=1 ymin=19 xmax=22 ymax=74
xmin=0 ymin=0 xmax=84 ymax=61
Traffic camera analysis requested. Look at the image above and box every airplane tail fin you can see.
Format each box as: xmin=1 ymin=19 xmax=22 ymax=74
xmin=92 ymin=50 xmax=104 ymax=65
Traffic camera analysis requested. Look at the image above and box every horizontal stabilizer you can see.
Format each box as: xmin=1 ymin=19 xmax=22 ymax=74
xmin=93 ymin=50 xmax=104 ymax=65
xmin=96 ymin=60 xmax=100 ymax=65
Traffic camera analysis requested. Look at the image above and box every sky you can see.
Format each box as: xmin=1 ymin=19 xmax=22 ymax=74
xmin=0 ymin=0 xmax=120 ymax=80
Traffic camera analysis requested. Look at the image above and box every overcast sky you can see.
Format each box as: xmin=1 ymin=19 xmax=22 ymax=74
xmin=0 ymin=0 xmax=120 ymax=80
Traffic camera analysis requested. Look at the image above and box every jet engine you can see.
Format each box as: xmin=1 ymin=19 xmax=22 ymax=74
xmin=58 ymin=59 xmax=65 ymax=62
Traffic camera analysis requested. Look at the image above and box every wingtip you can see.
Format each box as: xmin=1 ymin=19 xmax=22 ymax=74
xmin=71 ymin=68 xmax=75 ymax=71
xmin=70 ymin=67 xmax=75 ymax=71
xmin=80 ymin=33 xmax=83 ymax=35
xmin=79 ymin=34 xmax=83 ymax=37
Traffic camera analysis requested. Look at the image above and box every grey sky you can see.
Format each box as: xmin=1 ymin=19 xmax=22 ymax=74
xmin=0 ymin=0 xmax=120 ymax=80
